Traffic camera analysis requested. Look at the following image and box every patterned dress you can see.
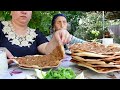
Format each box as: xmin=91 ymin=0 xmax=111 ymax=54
xmin=0 ymin=21 xmax=48 ymax=57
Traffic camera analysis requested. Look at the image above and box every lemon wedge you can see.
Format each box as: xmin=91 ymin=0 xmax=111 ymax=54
xmin=75 ymin=72 xmax=85 ymax=79
xmin=35 ymin=69 xmax=46 ymax=79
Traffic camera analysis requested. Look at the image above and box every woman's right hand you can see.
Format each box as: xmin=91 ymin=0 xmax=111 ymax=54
xmin=53 ymin=29 xmax=72 ymax=45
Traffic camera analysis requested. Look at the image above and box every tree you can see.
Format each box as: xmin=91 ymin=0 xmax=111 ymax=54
xmin=0 ymin=11 xmax=85 ymax=36
xmin=74 ymin=11 xmax=111 ymax=41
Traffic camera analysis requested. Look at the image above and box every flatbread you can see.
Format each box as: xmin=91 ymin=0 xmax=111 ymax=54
xmin=70 ymin=42 xmax=120 ymax=73
xmin=104 ymin=56 xmax=120 ymax=60
xmin=72 ymin=52 xmax=109 ymax=58
xmin=92 ymin=64 xmax=120 ymax=68
xmin=13 ymin=45 xmax=65 ymax=69
xmin=69 ymin=42 xmax=120 ymax=55
xmin=71 ymin=59 xmax=120 ymax=73
xmin=84 ymin=61 xmax=106 ymax=65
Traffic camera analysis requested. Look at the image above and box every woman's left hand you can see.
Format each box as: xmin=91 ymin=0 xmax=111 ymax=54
xmin=8 ymin=58 xmax=15 ymax=65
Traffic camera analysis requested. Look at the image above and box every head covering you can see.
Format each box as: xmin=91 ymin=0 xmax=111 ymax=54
xmin=51 ymin=13 xmax=67 ymax=28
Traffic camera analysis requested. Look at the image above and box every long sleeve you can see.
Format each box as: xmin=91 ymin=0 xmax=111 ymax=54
xmin=46 ymin=34 xmax=53 ymax=41
xmin=69 ymin=36 xmax=86 ymax=45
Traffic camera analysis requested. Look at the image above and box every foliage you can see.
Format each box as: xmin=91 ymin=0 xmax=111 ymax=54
xmin=0 ymin=11 xmax=11 ymax=21
xmin=0 ymin=11 xmax=85 ymax=36
xmin=1 ymin=11 xmax=120 ymax=40
xmin=29 ymin=11 xmax=52 ymax=35
xmin=61 ymin=11 xmax=86 ymax=34
xmin=29 ymin=11 xmax=85 ymax=35
xmin=106 ymin=11 xmax=120 ymax=20
xmin=74 ymin=12 xmax=115 ymax=41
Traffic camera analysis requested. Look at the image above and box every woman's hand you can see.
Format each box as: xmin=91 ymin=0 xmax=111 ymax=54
xmin=5 ymin=48 xmax=15 ymax=64
xmin=53 ymin=29 xmax=72 ymax=45
xmin=8 ymin=59 xmax=14 ymax=64
xmin=38 ymin=29 xmax=72 ymax=55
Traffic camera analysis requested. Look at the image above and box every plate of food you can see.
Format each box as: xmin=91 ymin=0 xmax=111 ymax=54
xmin=12 ymin=45 xmax=65 ymax=70
xmin=34 ymin=67 xmax=85 ymax=79
xmin=71 ymin=59 xmax=120 ymax=73
xmin=70 ymin=42 xmax=120 ymax=73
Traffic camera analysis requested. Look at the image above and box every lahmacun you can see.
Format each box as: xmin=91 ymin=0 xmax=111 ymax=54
xmin=71 ymin=59 xmax=120 ymax=73
xmin=70 ymin=42 xmax=120 ymax=73
xmin=69 ymin=42 xmax=120 ymax=55
xmin=13 ymin=45 xmax=65 ymax=69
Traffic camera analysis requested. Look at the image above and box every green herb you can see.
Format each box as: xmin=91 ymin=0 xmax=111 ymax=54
xmin=44 ymin=67 xmax=76 ymax=79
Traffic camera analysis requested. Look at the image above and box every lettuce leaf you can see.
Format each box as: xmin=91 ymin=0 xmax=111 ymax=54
xmin=44 ymin=67 xmax=76 ymax=79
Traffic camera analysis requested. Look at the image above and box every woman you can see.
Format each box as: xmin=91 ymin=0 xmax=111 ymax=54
xmin=0 ymin=11 xmax=71 ymax=60
xmin=46 ymin=14 xmax=86 ymax=46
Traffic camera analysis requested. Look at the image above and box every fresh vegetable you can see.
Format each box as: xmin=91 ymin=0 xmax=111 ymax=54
xmin=44 ymin=67 xmax=76 ymax=79
xmin=35 ymin=69 xmax=46 ymax=79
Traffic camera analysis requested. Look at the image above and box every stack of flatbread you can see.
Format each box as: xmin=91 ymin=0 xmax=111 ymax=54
xmin=69 ymin=42 xmax=120 ymax=73
xmin=13 ymin=45 xmax=65 ymax=69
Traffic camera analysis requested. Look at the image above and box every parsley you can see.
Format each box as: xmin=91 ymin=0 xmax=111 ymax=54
xmin=44 ymin=67 xmax=76 ymax=79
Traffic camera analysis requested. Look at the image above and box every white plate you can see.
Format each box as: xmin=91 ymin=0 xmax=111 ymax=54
xmin=34 ymin=69 xmax=85 ymax=79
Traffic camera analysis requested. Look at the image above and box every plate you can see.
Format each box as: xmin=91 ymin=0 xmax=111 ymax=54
xmin=35 ymin=69 xmax=46 ymax=79
xmin=34 ymin=69 xmax=85 ymax=79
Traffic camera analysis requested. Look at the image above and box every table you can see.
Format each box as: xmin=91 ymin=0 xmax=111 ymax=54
xmin=1 ymin=55 xmax=120 ymax=79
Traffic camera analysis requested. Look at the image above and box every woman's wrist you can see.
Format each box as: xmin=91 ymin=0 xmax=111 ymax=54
xmin=70 ymin=35 xmax=73 ymax=40
xmin=68 ymin=35 xmax=73 ymax=44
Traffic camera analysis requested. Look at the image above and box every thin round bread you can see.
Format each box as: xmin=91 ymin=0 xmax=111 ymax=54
xmin=13 ymin=45 xmax=65 ymax=69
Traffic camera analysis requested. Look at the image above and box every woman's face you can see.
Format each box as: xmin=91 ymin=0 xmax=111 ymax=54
xmin=11 ymin=11 xmax=32 ymax=25
xmin=53 ymin=16 xmax=68 ymax=32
